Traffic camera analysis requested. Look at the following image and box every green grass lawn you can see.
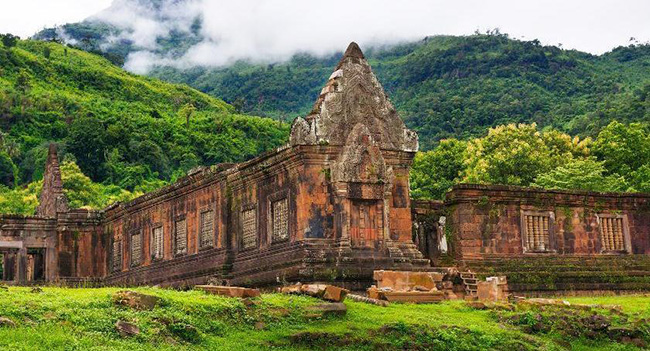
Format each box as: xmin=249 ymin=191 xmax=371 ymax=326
xmin=0 ymin=287 xmax=648 ymax=350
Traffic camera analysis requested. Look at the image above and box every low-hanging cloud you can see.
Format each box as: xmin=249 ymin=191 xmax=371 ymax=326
xmin=79 ymin=0 xmax=650 ymax=74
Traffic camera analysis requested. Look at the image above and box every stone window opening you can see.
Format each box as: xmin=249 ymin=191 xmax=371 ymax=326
xmin=241 ymin=207 xmax=257 ymax=249
xmin=597 ymin=214 xmax=630 ymax=253
xmin=270 ymin=197 xmax=289 ymax=242
xmin=520 ymin=211 xmax=554 ymax=253
xmin=151 ymin=226 xmax=164 ymax=261
xmin=174 ymin=218 xmax=187 ymax=256
xmin=112 ymin=240 xmax=122 ymax=272
xmin=130 ymin=231 xmax=143 ymax=267
xmin=200 ymin=209 xmax=215 ymax=248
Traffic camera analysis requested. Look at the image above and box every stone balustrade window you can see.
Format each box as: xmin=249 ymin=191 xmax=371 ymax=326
xmin=130 ymin=231 xmax=142 ymax=266
xmin=175 ymin=219 xmax=187 ymax=255
xmin=152 ymin=226 xmax=163 ymax=260
xmin=271 ymin=198 xmax=289 ymax=242
xmin=521 ymin=211 xmax=553 ymax=253
xmin=200 ymin=210 xmax=215 ymax=248
xmin=241 ymin=208 xmax=257 ymax=249
xmin=598 ymin=214 xmax=628 ymax=252
xmin=112 ymin=240 xmax=122 ymax=272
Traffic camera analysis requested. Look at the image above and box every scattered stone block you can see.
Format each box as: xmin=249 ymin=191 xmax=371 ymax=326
xmin=368 ymin=287 xmax=445 ymax=303
xmin=373 ymin=270 xmax=443 ymax=291
xmin=323 ymin=285 xmax=348 ymax=302
xmin=280 ymin=284 xmax=348 ymax=302
xmin=346 ymin=293 xmax=389 ymax=307
xmin=113 ymin=290 xmax=161 ymax=310
xmin=443 ymin=291 xmax=458 ymax=300
xmin=195 ymin=285 xmax=260 ymax=298
xmin=466 ymin=301 xmax=487 ymax=310
xmin=305 ymin=303 xmax=347 ymax=317
xmin=0 ymin=317 xmax=15 ymax=328
xmin=115 ymin=320 xmax=140 ymax=337
xmin=477 ymin=279 xmax=508 ymax=302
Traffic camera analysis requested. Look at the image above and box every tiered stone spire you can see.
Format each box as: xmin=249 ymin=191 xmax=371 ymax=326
xmin=36 ymin=144 xmax=68 ymax=217
xmin=290 ymin=42 xmax=418 ymax=152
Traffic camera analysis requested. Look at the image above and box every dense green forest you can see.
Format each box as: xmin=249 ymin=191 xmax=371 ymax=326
xmin=36 ymin=21 xmax=650 ymax=149
xmin=410 ymin=121 xmax=650 ymax=200
xmin=0 ymin=36 xmax=289 ymax=213
xmin=1 ymin=28 xmax=648 ymax=215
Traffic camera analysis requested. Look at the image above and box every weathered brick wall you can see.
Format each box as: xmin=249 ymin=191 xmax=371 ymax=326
xmin=0 ymin=215 xmax=57 ymax=282
xmin=97 ymin=144 xmax=428 ymax=288
xmin=443 ymin=184 xmax=650 ymax=259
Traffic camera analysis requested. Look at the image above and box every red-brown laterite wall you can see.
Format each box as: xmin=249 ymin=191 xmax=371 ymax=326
xmin=440 ymin=184 xmax=650 ymax=259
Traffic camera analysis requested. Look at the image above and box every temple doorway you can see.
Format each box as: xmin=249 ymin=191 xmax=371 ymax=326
xmin=350 ymin=200 xmax=384 ymax=248
xmin=1 ymin=250 xmax=16 ymax=282
xmin=27 ymin=248 xmax=46 ymax=281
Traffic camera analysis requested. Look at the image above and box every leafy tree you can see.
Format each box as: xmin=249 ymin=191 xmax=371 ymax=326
xmin=14 ymin=69 xmax=31 ymax=93
xmin=0 ymin=152 xmax=16 ymax=187
xmin=592 ymin=121 xmax=650 ymax=177
xmin=629 ymin=164 xmax=650 ymax=193
xmin=68 ymin=116 xmax=108 ymax=181
xmin=179 ymin=103 xmax=196 ymax=128
xmin=533 ymin=158 xmax=627 ymax=192
xmin=43 ymin=46 xmax=51 ymax=59
xmin=0 ymin=33 xmax=18 ymax=48
xmin=410 ymin=139 xmax=467 ymax=199
xmin=462 ymin=123 xmax=583 ymax=186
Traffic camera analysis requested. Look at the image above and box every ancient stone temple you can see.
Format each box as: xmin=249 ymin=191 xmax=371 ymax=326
xmin=0 ymin=43 xmax=428 ymax=287
xmin=1 ymin=43 xmax=650 ymax=293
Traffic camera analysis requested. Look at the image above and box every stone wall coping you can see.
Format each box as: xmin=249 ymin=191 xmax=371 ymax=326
xmin=446 ymin=183 xmax=650 ymax=202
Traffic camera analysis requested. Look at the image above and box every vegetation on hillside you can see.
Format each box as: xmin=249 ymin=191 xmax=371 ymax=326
xmin=0 ymin=37 xmax=289 ymax=213
xmin=411 ymin=122 xmax=650 ymax=200
xmin=37 ymin=22 xmax=650 ymax=149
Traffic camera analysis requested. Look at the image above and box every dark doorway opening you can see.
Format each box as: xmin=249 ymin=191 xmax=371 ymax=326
xmin=27 ymin=248 xmax=46 ymax=281
xmin=1 ymin=251 xmax=16 ymax=281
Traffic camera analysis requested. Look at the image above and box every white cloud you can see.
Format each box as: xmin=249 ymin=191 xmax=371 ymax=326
xmin=0 ymin=0 xmax=113 ymax=38
xmin=2 ymin=0 xmax=650 ymax=73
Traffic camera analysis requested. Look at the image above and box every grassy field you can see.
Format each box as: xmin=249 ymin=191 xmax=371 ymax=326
xmin=0 ymin=287 xmax=648 ymax=350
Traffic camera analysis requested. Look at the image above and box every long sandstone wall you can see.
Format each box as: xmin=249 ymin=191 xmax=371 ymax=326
xmin=412 ymin=184 xmax=650 ymax=294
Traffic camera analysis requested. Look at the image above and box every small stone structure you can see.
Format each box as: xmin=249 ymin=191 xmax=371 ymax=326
xmin=1 ymin=44 xmax=649 ymax=294
xmin=413 ymin=184 xmax=650 ymax=294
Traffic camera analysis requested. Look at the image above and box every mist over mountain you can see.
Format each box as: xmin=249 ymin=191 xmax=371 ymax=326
xmin=33 ymin=0 xmax=650 ymax=149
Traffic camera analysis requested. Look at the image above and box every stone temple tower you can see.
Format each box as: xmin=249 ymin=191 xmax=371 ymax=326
xmin=36 ymin=144 xmax=68 ymax=217
xmin=290 ymin=42 xmax=425 ymax=268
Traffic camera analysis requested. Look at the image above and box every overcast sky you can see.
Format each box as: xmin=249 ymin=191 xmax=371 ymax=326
xmin=2 ymin=0 xmax=650 ymax=71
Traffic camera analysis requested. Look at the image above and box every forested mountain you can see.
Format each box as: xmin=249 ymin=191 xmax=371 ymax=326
xmin=0 ymin=36 xmax=288 ymax=212
xmin=36 ymin=19 xmax=650 ymax=149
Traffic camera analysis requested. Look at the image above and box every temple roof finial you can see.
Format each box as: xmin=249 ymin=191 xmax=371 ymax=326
xmin=343 ymin=42 xmax=364 ymax=59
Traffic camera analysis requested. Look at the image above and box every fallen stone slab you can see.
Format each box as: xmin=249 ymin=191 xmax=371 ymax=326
xmin=347 ymin=293 xmax=389 ymax=307
xmin=305 ymin=303 xmax=347 ymax=317
xmin=113 ymin=290 xmax=161 ymax=310
xmin=280 ymin=283 xmax=349 ymax=302
xmin=374 ymin=270 xmax=444 ymax=291
xmin=0 ymin=317 xmax=15 ymax=328
xmin=368 ymin=287 xmax=445 ymax=303
xmin=115 ymin=320 xmax=140 ymax=337
xmin=195 ymin=285 xmax=261 ymax=298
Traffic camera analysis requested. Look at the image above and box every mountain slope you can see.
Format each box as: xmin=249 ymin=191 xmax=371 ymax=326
xmin=36 ymin=16 xmax=650 ymax=149
xmin=0 ymin=39 xmax=289 ymax=191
